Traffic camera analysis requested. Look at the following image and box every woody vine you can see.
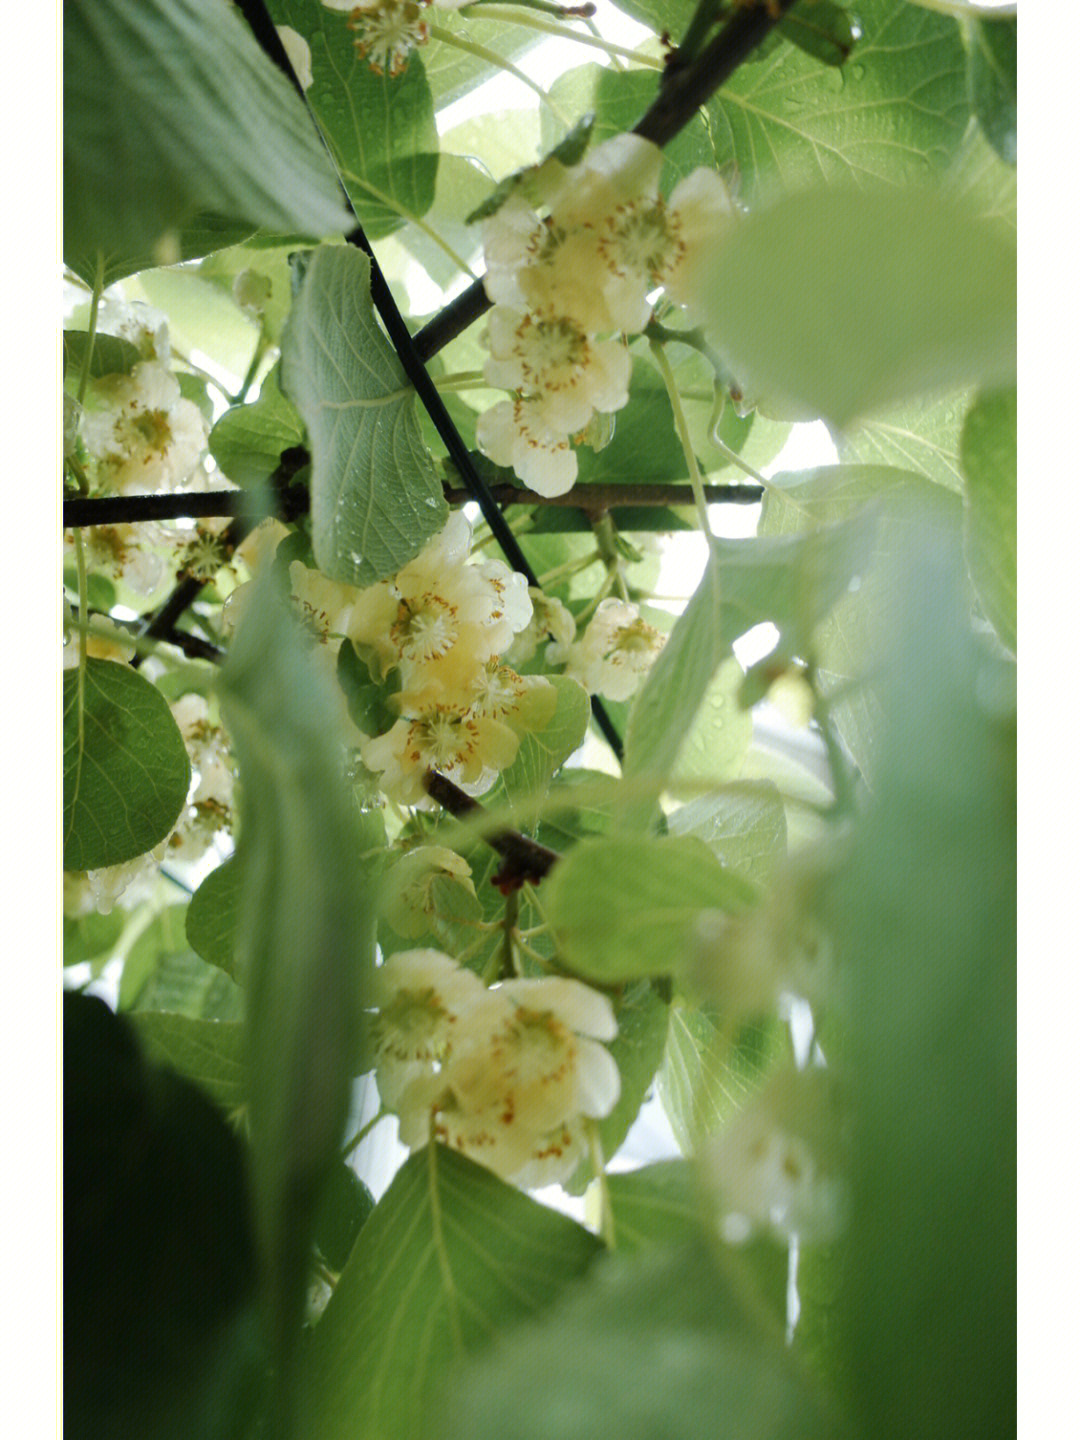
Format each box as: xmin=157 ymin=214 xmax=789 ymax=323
xmin=62 ymin=3 xmax=1016 ymax=1440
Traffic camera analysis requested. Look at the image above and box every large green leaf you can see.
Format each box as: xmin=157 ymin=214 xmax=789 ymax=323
xmin=279 ymin=244 xmax=448 ymax=586
xmin=127 ymin=1012 xmax=246 ymax=1112
xmin=832 ymin=543 xmax=1015 ymax=1440
xmin=838 ymin=390 xmax=971 ymax=492
xmin=431 ymin=1241 xmax=837 ymax=1440
xmin=63 ymin=659 xmax=191 ymax=872
xmin=265 ymin=0 xmax=439 ymax=239
xmin=64 ymin=0 xmax=349 ymax=286
xmin=64 ymin=992 xmax=262 ymax=1440
xmin=220 ymin=571 xmax=374 ymax=1388
xmin=546 ymin=835 xmax=757 ymax=984
xmin=960 ymin=387 xmax=1016 ymax=653
xmin=499 ymin=675 xmax=590 ymax=806
xmin=700 ymin=186 xmax=1016 ymax=429
xmin=707 ymin=0 xmax=969 ymax=202
xmin=295 ymin=1145 xmax=602 ymax=1440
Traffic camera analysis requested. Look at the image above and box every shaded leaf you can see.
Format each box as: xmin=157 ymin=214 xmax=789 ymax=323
xmin=127 ymin=1011 xmax=246 ymax=1111
xmin=63 ymin=659 xmax=191 ymax=872
xmin=967 ymin=17 xmax=1016 ymax=165
xmin=64 ymin=0 xmax=349 ymax=285
xmin=186 ymin=858 xmax=242 ymax=979
xmin=209 ymin=364 xmax=305 ymax=489
xmin=659 ymin=1007 xmax=783 ymax=1154
xmin=960 ymin=387 xmax=1016 ymax=652
xmin=607 ymin=1160 xmax=706 ymax=1253
xmin=669 ymin=782 xmax=788 ymax=885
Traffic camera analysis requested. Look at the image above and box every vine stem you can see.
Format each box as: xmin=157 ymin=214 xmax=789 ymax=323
xmin=586 ymin=1119 xmax=616 ymax=1250
xmin=73 ymin=259 xmax=104 ymax=748
xmin=472 ymin=6 xmax=664 ymax=66
xmin=429 ymin=23 xmax=571 ymax=124
xmin=341 ymin=1108 xmax=388 ymax=1161
xmin=649 ymin=337 xmax=715 ymax=553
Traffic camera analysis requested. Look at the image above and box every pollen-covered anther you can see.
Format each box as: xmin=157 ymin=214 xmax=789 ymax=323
xmin=347 ymin=0 xmax=431 ymax=76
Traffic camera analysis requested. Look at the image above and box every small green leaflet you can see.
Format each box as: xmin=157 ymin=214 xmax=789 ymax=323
xmin=209 ymin=364 xmax=305 ymax=490
xmin=63 ymin=659 xmax=191 ymax=873
xmin=63 ymin=0 xmax=349 ymax=286
xmin=960 ymin=387 xmax=1016 ymax=653
xmin=295 ymin=1145 xmax=601 ymax=1440
xmin=279 ymin=245 xmax=449 ymax=587
xmin=186 ymin=857 xmax=241 ymax=980
xmin=546 ymin=835 xmax=757 ymax=984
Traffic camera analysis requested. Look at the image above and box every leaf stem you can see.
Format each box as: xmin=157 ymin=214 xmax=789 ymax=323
xmin=344 ymin=172 xmax=478 ymax=278
xmin=341 ymin=1108 xmax=388 ymax=1161
xmin=648 ymin=337 xmax=715 ymax=552
xmin=472 ymin=6 xmax=664 ymax=66
xmin=586 ymin=1118 xmax=616 ymax=1249
xmin=429 ymin=22 xmax=571 ymax=123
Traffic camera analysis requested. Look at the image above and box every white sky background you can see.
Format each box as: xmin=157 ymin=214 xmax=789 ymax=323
xmin=17 ymin=2 xmax=1068 ymax=1427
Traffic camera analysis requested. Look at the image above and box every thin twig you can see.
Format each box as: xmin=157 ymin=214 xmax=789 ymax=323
xmin=423 ymin=770 xmax=561 ymax=890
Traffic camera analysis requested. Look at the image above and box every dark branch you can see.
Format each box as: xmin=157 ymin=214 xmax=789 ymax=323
xmin=65 ymin=478 xmax=763 ymax=529
xmin=424 ymin=770 xmax=561 ymax=890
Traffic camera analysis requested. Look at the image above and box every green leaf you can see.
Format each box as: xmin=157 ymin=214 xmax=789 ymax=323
xmin=64 ymin=992 xmax=262 ymax=1440
xmin=607 ymin=1160 xmax=706 ymax=1253
xmin=220 ymin=571 xmax=374 ymax=1382
xmin=624 ymin=519 xmax=874 ymax=823
xmin=659 ymin=1008 xmax=783 ymax=1155
xmin=295 ymin=1145 xmax=602 ymax=1440
xmin=967 ymin=17 xmax=1016 ymax=165
xmin=778 ymin=1 xmax=860 ymax=68
xmin=313 ymin=1163 xmax=375 ymax=1274
xmin=546 ymin=835 xmax=757 ymax=984
xmin=186 ymin=858 xmax=241 ymax=979
xmin=63 ymin=330 xmax=141 ymax=381
xmin=838 ymin=390 xmax=971 ymax=492
xmin=832 ymin=542 xmax=1015 ymax=1440
xmin=700 ymin=186 xmax=1016 ymax=429
xmin=759 ymin=464 xmax=962 ymax=777
xmin=566 ymin=981 xmax=671 ymax=1191
xmin=63 ymin=0 xmax=349 ymax=286
xmin=423 ymin=16 xmax=539 ymax=111
xmin=209 ymin=364 xmax=305 ymax=489
xmin=668 ymin=782 xmax=788 ymax=885
xmin=279 ymin=244 xmax=449 ymax=587
xmin=707 ymin=0 xmax=969 ymax=203
xmin=127 ymin=1012 xmax=246 ymax=1111
xmin=499 ymin=675 xmax=591 ymax=805
xmin=123 ymin=903 xmax=244 ymax=1022
xmin=575 ymin=357 xmax=692 ymax=487
xmin=63 ymin=908 xmax=125 ymax=968
xmin=960 ymin=387 xmax=1016 ymax=652
xmin=265 ymin=0 xmax=439 ymax=239
xmin=432 ymin=1241 xmax=837 ymax=1440
xmin=63 ymin=659 xmax=191 ymax=872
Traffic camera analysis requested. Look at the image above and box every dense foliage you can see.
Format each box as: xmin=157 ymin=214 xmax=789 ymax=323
xmin=62 ymin=2 xmax=1016 ymax=1438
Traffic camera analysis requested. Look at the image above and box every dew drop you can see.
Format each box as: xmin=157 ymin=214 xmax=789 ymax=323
xmin=849 ymin=63 xmax=866 ymax=82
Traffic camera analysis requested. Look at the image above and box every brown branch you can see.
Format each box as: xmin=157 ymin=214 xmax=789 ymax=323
xmin=444 ymin=482 xmax=763 ymax=511
xmin=423 ymin=770 xmax=561 ymax=891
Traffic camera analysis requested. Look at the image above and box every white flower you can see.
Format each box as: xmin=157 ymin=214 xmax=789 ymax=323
xmin=289 ymin=560 xmax=356 ymax=653
xmin=82 ymin=360 xmax=209 ymax=495
xmin=704 ymin=1068 xmax=846 ymax=1245
xmin=484 ymin=307 xmax=631 ymax=433
xmin=398 ymin=975 xmax=619 ymax=1185
xmin=170 ymin=694 xmax=236 ymax=811
xmin=476 ymin=398 xmax=578 ymax=498
xmin=275 ymin=25 xmax=313 ymax=90
xmin=660 ymin=167 xmax=737 ymax=317
xmin=346 ymin=0 xmax=430 ymax=78
xmin=360 ymin=707 xmax=522 ymax=804
xmin=551 ymin=598 xmax=665 ymax=702
xmin=62 ymin=608 xmax=137 ymax=668
xmin=503 ymin=588 xmax=577 ymax=668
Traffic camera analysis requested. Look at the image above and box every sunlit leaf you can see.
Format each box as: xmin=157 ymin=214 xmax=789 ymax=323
xmin=960 ymin=387 xmax=1016 ymax=652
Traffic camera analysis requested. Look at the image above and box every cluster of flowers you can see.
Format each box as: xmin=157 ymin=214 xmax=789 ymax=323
xmin=372 ymin=948 xmax=620 ymax=1187
xmin=475 ymin=133 xmax=735 ymax=495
